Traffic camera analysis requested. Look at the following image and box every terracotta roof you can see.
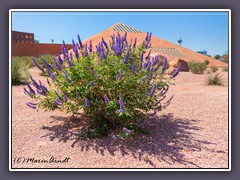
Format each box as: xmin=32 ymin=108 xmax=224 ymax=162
xmin=70 ymin=23 xmax=228 ymax=67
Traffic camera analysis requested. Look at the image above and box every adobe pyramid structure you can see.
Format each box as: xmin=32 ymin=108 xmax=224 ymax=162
xmin=70 ymin=23 xmax=227 ymax=69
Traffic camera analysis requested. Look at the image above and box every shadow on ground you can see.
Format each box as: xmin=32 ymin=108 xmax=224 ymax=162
xmin=41 ymin=113 xmax=224 ymax=168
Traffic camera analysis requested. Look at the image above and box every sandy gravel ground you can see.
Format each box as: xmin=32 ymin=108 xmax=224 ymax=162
xmin=11 ymin=67 xmax=229 ymax=169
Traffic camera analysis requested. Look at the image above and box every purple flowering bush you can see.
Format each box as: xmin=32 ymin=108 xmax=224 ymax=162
xmin=24 ymin=32 xmax=180 ymax=140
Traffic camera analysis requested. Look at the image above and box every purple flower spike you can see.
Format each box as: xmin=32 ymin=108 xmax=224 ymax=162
xmin=46 ymin=68 xmax=57 ymax=80
xmin=42 ymin=58 xmax=52 ymax=69
xmin=85 ymin=98 xmax=90 ymax=107
xmin=102 ymin=38 xmax=108 ymax=49
xmin=46 ymin=78 xmax=51 ymax=86
xmin=139 ymin=52 xmax=143 ymax=69
xmin=146 ymin=50 xmax=151 ymax=60
xmin=116 ymin=75 xmax=119 ymax=81
xmin=58 ymin=56 xmax=63 ymax=65
xmin=123 ymin=127 xmax=132 ymax=134
xmin=23 ymin=87 xmax=33 ymax=98
xmin=131 ymin=63 xmax=135 ymax=75
xmin=172 ymin=63 xmax=182 ymax=78
xmin=30 ymin=75 xmax=40 ymax=89
xmin=103 ymin=94 xmax=109 ymax=104
xmin=150 ymin=111 xmax=157 ymax=117
xmin=145 ymin=32 xmax=149 ymax=41
xmin=72 ymin=39 xmax=76 ymax=49
xmin=153 ymin=62 xmax=161 ymax=72
xmin=64 ymin=71 xmax=71 ymax=83
xmin=89 ymin=40 xmax=92 ymax=52
xmin=32 ymin=58 xmax=44 ymax=72
xmin=25 ymin=80 xmax=35 ymax=94
xmin=62 ymin=91 xmax=68 ymax=102
xmin=156 ymin=104 xmax=162 ymax=111
xmin=160 ymin=58 xmax=167 ymax=75
xmin=77 ymin=34 xmax=83 ymax=48
xmin=123 ymin=32 xmax=127 ymax=42
xmin=61 ymin=45 xmax=66 ymax=58
xmin=54 ymin=99 xmax=63 ymax=106
xmin=63 ymin=40 xmax=67 ymax=49
xmin=89 ymin=81 xmax=94 ymax=86
xmin=73 ymin=47 xmax=79 ymax=58
xmin=147 ymin=61 xmax=152 ymax=71
xmin=55 ymin=90 xmax=62 ymax=100
xmin=144 ymin=32 xmax=152 ymax=49
xmin=155 ymin=100 xmax=161 ymax=105
xmin=36 ymin=89 xmax=46 ymax=96
xmin=53 ymin=57 xmax=62 ymax=70
xmin=26 ymin=102 xmax=36 ymax=109
xmin=69 ymin=52 xmax=73 ymax=60
xmin=122 ymin=49 xmax=130 ymax=64
xmin=133 ymin=38 xmax=137 ymax=48
xmin=112 ymin=135 xmax=118 ymax=141
xmin=149 ymin=83 xmax=157 ymax=96
xmin=119 ymin=96 xmax=125 ymax=112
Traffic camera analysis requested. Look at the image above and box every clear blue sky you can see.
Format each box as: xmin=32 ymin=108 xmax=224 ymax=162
xmin=12 ymin=11 xmax=229 ymax=56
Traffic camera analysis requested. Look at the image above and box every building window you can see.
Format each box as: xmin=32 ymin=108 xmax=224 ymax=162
xmin=30 ymin=36 xmax=32 ymax=39
xmin=26 ymin=35 xmax=28 ymax=38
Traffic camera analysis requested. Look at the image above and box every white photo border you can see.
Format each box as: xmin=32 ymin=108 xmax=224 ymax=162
xmin=9 ymin=9 xmax=231 ymax=171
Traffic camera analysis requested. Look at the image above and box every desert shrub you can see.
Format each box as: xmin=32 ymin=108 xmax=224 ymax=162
xmin=211 ymin=66 xmax=218 ymax=73
xmin=222 ymin=67 xmax=228 ymax=72
xmin=188 ymin=61 xmax=207 ymax=74
xmin=214 ymin=54 xmax=220 ymax=60
xmin=204 ymin=60 xmax=209 ymax=65
xmin=207 ymin=74 xmax=223 ymax=86
xmin=12 ymin=56 xmax=35 ymax=68
xmin=24 ymin=33 xmax=181 ymax=140
xmin=12 ymin=58 xmax=29 ymax=85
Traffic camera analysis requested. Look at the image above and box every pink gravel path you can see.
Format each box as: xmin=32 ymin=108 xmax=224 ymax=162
xmin=11 ymin=67 xmax=229 ymax=169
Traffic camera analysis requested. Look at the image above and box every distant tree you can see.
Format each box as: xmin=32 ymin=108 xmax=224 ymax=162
xmin=214 ymin=54 xmax=221 ymax=59
xmin=222 ymin=54 xmax=229 ymax=63
xmin=204 ymin=60 xmax=210 ymax=65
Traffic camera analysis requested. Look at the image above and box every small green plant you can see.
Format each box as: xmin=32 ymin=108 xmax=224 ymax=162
xmin=204 ymin=60 xmax=209 ymax=65
xmin=24 ymin=32 xmax=181 ymax=140
xmin=222 ymin=67 xmax=228 ymax=72
xmin=214 ymin=54 xmax=221 ymax=60
xmin=188 ymin=61 xmax=207 ymax=74
xmin=12 ymin=58 xmax=29 ymax=85
xmin=12 ymin=56 xmax=35 ymax=68
xmin=207 ymin=74 xmax=223 ymax=86
xmin=211 ymin=66 xmax=218 ymax=73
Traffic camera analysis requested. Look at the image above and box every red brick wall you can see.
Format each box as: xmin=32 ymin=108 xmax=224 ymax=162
xmin=12 ymin=43 xmax=72 ymax=57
